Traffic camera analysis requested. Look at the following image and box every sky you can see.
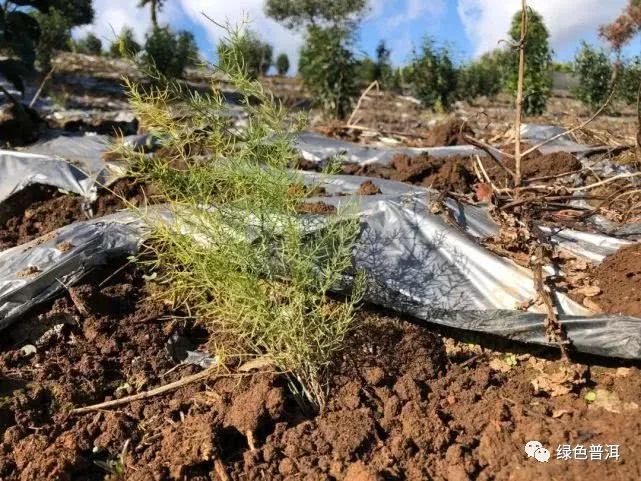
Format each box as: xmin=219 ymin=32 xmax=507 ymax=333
xmin=75 ymin=0 xmax=638 ymax=69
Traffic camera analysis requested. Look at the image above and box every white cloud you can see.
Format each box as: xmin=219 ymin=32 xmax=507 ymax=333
xmin=372 ymin=0 xmax=446 ymax=30
xmin=72 ymin=0 xmax=154 ymax=44
xmin=74 ymin=0 xmax=303 ymax=71
xmin=458 ymin=0 xmax=629 ymax=57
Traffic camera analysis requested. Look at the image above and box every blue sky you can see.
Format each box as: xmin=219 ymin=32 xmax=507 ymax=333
xmin=77 ymin=0 xmax=637 ymax=69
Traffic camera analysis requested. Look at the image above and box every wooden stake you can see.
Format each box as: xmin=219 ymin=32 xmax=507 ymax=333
xmin=514 ymin=0 xmax=528 ymax=187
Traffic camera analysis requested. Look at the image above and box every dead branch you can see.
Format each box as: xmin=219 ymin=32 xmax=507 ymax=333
xmin=71 ymin=367 xmax=225 ymax=414
xmin=525 ymin=167 xmax=586 ymax=183
xmin=347 ymin=80 xmax=379 ymax=126
xmin=29 ymin=67 xmax=55 ymax=109
xmin=464 ymin=134 xmax=516 ymax=178
xmin=531 ymin=244 xmax=571 ymax=360
xmin=569 ymin=171 xmax=641 ymax=192
xmin=214 ymin=459 xmax=232 ymax=481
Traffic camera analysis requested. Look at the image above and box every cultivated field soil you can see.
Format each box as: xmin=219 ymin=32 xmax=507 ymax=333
xmin=2 ymin=53 xmax=641 ymax=481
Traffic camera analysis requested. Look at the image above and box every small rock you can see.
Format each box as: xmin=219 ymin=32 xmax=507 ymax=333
xmin=278 ymin=458 xmax=297 ymax=476
xmin=20 ymin=344 xmax=37 ymax=357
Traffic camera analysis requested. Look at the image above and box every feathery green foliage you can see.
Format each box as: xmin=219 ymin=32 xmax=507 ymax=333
xmin=573 ymin=42 xmax=613 ymax=109
xmin=120 ymin=24 xmax=364 ymax=409
xmin=410 ymin=38 xmax=458 ymax=111
xmin=507 ymin=7 xmax=552 ymax=116
xmin=299 ymin=25 xmax=358 ymax=119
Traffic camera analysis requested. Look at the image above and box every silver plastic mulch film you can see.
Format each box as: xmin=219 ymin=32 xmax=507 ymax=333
xmin=1 ymin=128 xmax=640 ymax=359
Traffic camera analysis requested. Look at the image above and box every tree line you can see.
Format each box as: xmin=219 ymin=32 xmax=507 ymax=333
xmin=2 ymin=0 xmax=640 ymax=118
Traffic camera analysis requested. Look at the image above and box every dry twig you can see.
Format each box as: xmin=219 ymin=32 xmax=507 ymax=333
xmin=71 ymin=367 xmax=226 ymax=414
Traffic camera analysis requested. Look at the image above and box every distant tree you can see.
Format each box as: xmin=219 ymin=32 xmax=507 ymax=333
xmin=144 ymin=27 xmax=199 ymax=78
xmin=620 ymin=56 xmax=641 ymax=105
xmin=299 ymin=26 xmax=358 ymax=119
xmin=506 ymin=7 xmax=552 ymax=115
xmin=74 ymin=33 xmax=102 ymax=55
xmin=373 ymin=40 xmax=392 ymax=86
xmin=110 ymin=27 xmax=142 ymax=58
xmin=218 ymin=31 xmax=273 ymax=79
xmin=33 ymin=8 xmax=73 ymax=71
xmin=458 ymin=50 xmax=507 ymax=102
xmin=355 ymin=56 xmax=376 ymax=83
xmin=0 ymin=0 xmax=93 ymax=93
xmin=573 ymin=42 xmax=613 ymax=109
xmin=552 ymin=62 xmax=574 ymax=73
xmin=276 ymin=53 xmax=290 ymax=75
xmin=409 ymin=38 xmax=458 ymax=111
xmin=265 ymin=0 xmax=367 ymax=29
xmin=138 ymin=0 xmax=165 ymax=29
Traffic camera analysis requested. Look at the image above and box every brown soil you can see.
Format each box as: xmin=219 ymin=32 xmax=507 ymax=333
xmin=2 ymin=266 xmax=641 ymax=481
xmin=357 ymin=180 xmax=382 ymax=196
xmin=345 ymin=154 xmax=477 ymax=194
xmin=498 ymin=150 xmax=583 ymax=183
xmin=296 ymin=201 xmax=337 ymax=215
xmin=0 ymin=179 xmax=154 ymax=251
xmin=423 ymin=118 xmax=474 ymax=147
xmin=592 ymin=243 xmax=641 ymax=317
xmin=334 ymin=149 xmax=583 ymax=196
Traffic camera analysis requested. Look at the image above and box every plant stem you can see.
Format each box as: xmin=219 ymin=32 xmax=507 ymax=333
xmin=514 ymin=0 xmax=528 ymax=187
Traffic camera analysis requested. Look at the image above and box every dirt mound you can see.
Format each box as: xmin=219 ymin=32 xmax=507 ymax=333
xmin=357 ymin=180 xmax=382 ymax=195
xmin=424 ymin=118 xmax=474 ymax=147
xmin=593 ymin=243 xmax=641 ymax=317
xmin=348 ymin=153 xmax=476 ymax=193
xmin=297 ymin=201 xmax=337 ymax=215
xmin=0 ymin=179 xmax=154 ymax=251
xmin=485 ymin=145 xmax=583 ymax=185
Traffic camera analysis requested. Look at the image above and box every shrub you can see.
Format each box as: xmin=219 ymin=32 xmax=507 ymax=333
xmin=33 ymin=8 xmax=72 ymax=71
xmin=120 ymin=25 xmax=364 ymax=409
xmin=74 ymin=33 xmax=102 ymax=55
xmin=573 ymin=42 xmax=613 ymax=109
xmin=620 ymin=56 xmax=641 ymax=105
xmin=143 ymin=27 xmax=199 ymax=78
xmin=299 ymin=25 xmax=358 ymax=119
xmin=218 ymin=30 xmax=273 ymax=79
xmin=506 ymin=7 xmax=552 ymax=116
xmin=276 ymin=53 xmax=290 ymax=75
xmin=458 ymin=50 xmax=506 ymax=102
xmin=409 ymin=38 xmax=458 ymax=111
xmin=110 ymin=27 xmax=142 ymax=58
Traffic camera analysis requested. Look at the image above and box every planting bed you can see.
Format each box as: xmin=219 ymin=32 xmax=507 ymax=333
xmin=1 ymin=262 xmax=641 ymax=480
xmin=0 ymin=179 xmax=154 ymax=251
